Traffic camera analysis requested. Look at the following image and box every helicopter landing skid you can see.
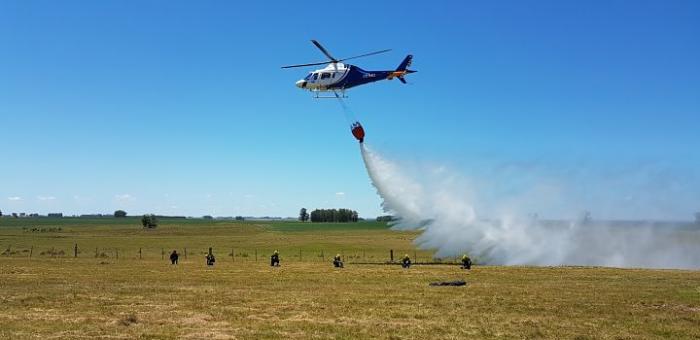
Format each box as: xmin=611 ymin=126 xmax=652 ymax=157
xmin=313 ymin=90 xmax=347 ymax=99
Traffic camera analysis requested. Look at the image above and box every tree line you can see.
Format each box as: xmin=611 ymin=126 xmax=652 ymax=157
xmin=299 ymin=208 xmax=359 ymax=223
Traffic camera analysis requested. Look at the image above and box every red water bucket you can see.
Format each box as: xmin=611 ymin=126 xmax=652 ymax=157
xmin=351 ymin=122 xmax=365 ymax=143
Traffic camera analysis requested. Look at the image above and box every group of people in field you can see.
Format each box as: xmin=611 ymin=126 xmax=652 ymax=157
xmin=168 ymin=250 xmax=215 ymax=266
xmin=167 ymin=249 xmax=473 ymax=270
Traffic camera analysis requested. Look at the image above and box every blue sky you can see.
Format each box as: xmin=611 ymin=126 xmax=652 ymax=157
xmin=1 ymin=1 xmax=698 ymax=219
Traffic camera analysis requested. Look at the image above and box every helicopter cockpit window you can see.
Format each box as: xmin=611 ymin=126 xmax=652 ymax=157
xmin=312 ymin=73 xmax=318 ymax=80
xmin=321 ymin=73 xmax=331 ymax=80
xmin=304 ymin=73 xmax=313 ymax=81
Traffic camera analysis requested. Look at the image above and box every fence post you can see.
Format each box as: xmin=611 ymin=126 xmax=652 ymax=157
xmin=29 ymin=245 xmax=33 ymax=258
xmin=74 ymin=244 xmax=78 ymax=258
xmin=390 ymin=249 xmax=394 ymax=262
xmin=255 ymin=249 xmax=258 ymax=262
xmin=139 ymin=248 xmax=142 ymax=260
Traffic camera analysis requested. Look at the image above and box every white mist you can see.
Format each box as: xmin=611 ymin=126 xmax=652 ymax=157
xmin=361 ymin=144 xmax=700 ymax=269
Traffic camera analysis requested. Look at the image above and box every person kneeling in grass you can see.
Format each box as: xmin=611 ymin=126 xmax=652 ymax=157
xmin=206 ymin=253 xmax=216 ymax=266
xmin=401 ymin=254 xmax=411 ymax=268
xmin=461 ymin=254 xmax=472 ymax=270
xmin=170 ymin=250 xmax=179 ymax=265
xmin=333 ymin=254 xmax=344 ymax=268
xmin=270 ymin=250 xmax=280 ymax=267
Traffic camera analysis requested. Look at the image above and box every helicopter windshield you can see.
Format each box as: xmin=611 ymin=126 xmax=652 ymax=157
xmin=304 ymin=73 xmax=313 ymax=81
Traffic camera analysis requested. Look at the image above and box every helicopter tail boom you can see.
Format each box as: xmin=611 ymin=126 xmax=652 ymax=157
xmin=387 ymin=55 xmax=416 ymax=83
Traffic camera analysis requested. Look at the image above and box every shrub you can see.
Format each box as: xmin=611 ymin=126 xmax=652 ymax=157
xmin=141 ymin=214 xmax=158 ymax=229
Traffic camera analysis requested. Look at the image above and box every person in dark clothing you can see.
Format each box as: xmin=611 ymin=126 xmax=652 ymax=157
xmin=270 ymin=250 xmax=280 ymax=267
xmin=170 ymin=250 xmax=179 ymax=265
xmin=333 ymin=254 xmax=344 ymax=268
xmin=461 ymin=254 xmax=472 ymax=270
xmin=401 ymin=254 xmax=411 ymax=268
xmin=206 ymin=253 xmax=216 ymax=266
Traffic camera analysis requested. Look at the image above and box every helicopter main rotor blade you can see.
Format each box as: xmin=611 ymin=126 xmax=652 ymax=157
xmin=339 ymin=49 xmax=392 ymax=62
xmin=311 ymin=40 xmax=338 ymax=62
xmin=281 ymin=41 xmax=391 ymax=69
xmin=281 ymin=61 xmax=331 ymax=69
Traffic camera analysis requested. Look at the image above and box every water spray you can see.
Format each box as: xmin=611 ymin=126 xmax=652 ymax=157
xmin=359 ymin=144 xmax=700 ymax=269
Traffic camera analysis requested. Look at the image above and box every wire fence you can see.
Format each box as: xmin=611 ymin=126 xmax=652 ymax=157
xmin=0 ymin=244 xmax=469 ymax=265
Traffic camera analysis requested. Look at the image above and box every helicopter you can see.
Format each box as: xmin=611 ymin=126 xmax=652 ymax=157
xmin=282 ymin=40 xmax=416 ymax=98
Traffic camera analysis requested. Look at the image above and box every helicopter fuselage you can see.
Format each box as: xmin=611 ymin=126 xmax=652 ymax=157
xmin=295 ymin=63 xmax=395 ymax=92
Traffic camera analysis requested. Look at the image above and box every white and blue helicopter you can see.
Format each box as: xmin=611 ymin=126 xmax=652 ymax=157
xmin=282 ymin=40 xmax=416 ymax=98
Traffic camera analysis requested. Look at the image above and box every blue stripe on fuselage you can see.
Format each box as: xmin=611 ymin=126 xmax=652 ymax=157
xmin=327 ymin=65 xmax=392 ymax=90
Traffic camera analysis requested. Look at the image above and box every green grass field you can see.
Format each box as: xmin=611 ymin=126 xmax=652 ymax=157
xmin=1 ymin=218 xmax=699 ymax=339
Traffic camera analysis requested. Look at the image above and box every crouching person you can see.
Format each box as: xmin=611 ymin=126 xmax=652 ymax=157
xmin=170 ymin=250 xmax=179 ymax=265
xmin=401 ymin=254 xmax=411 ymax=269
xmin=206 ymin=253 xmax=216 ymax=266
xmin=270 ymin=250 xmax=280 ymax=267
xmin=461 ymin=254 xmax=472 ymax=270
xmin=333 ymin=254 xmax=344 ymax=268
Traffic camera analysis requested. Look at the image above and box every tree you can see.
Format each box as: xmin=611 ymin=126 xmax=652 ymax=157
xmin=376 ymin=215 xmax=392 ymax=222
xmin=203 ymin=215 xmax=213 ymax=220
xmin=114 ymin=210 xmax=127 ymax=218
xmin=299 ymin=208 xmax=309 ymax=222
xmin=0 ymin=209 xmax=2 ymax=217
xmin=141 ymin=214 xmax=158 ymax=229
xmin=235 ymin=216 xmax=245 ymax=221
xmin=309 ymin=208 xmax=360 ymax=223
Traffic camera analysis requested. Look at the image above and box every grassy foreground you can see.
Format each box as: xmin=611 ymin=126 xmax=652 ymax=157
xmin=1 ymin=218 xmax=699 ymax=339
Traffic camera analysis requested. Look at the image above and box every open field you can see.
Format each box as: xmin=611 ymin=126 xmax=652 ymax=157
xmin=1 ymin=218 xmax=700 ymax=339
xmin=0 ymin=218 xmax=435 ymax=263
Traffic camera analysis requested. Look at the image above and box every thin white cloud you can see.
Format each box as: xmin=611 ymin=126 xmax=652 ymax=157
xmin=73 ymin=195 xmax=94 ymax=202
xmin=114 ymin=194 xmax=133 ymax=201
xmin=37 ymin=195 xmax=56 ymax=201
xmin=335 ymin=192 xmax=345 ymax=196
xmin=7 ymin=196 xmax=22 ymax=201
